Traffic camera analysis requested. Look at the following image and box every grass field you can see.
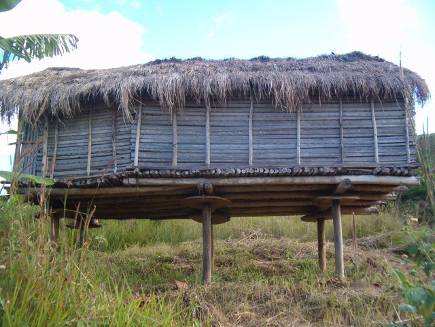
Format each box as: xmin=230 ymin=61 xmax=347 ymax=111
xmin=0 ymin=197 xmax=432 ymax=326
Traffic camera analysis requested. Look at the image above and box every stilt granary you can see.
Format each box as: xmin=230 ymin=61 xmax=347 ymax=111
xmin=1 ymin=52 xmax=428 ymax=282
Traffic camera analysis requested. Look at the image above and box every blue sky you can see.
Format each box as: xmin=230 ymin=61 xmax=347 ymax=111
xmin=61 ymin=0 xmax=435 ymax=60
xmin=0 ymin=0 xmax=434 ymax=170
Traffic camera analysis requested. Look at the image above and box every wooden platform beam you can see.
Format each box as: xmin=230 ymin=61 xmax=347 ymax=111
xmin=123 ymin=175 xmax=419 ymax=187
xmin=332 ymin=199 xmax=345 ymax=279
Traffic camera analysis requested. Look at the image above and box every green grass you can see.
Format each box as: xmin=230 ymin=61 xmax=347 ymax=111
xmin=0 ymin=196 xmax=429 ymax=326
xmin=90 ymin=206 xmax=400 ymax=252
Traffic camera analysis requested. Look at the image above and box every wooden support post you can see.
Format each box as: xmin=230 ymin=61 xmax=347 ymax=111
xmin=352 ymin=211 xmax=357 ymax=251
xmin=339 ymin=100 xmax=344 ymax=163
xmin=13 ymin=116 xmax=22 ymax=172
xmin=202 ymin=204 xmax=212 ymax=284
xmin=134 ymin=106 xmax=142 ymax=167
xmin=332 ymin=199 xmax=345 ymax=279
xmin=248 ymin=98 xmax=254 ymax=166
xmin=50 ymin=122 xmax=58 ymax=178
xmin=41 ymin=118 xmax=49 ymax=178
xmin=317 ymin=219 xmax=326 ymax=272
xmin=112 ymin=107 xmax=118 ymax=173
xmin=370 ymin=101 xmax=379 ymax=163
xmin=50 ymin=215 xmax=60 ymax=243
xmin=205 ymin=104 xmax=211 ymax=166
xmin=296 ymin=109 xmax=301 ymax=165
xmin=86 ymin=110 xmax=92 ymax=176
xmin=172 ymin=110 xmax=178 ymax=167
xmin=404 ymin=109 xmax=411 ymax=163
xmin=77 ymin=217 xmax=86 ymax=247
xmin=211 ymin=222 xmax=214 ymax=271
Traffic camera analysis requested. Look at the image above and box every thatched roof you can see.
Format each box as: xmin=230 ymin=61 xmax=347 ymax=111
xmin=0 ymin=51 xmax=429 ymax=123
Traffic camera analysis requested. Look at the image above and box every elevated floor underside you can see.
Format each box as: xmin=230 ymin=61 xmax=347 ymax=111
xmin=31 ymin=167 xmax=419 ymax=222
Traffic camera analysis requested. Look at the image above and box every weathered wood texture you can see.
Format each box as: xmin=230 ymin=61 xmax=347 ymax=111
xmin=332 ymin=199 xmax=345 ymax=279
xmin=19 ymin=100 xmax=415 ymax=179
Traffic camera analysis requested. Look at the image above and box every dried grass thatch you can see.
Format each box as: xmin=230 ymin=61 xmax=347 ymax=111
xmin=0 ymin=51 xmax=429 ymax=123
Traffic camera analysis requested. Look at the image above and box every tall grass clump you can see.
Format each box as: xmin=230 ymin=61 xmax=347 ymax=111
xmin=0 ymin=196 xmax=196 ymax=326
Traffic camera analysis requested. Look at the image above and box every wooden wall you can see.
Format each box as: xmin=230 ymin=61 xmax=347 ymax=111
xmin=18 ymin=99 xmax=416 ymax=179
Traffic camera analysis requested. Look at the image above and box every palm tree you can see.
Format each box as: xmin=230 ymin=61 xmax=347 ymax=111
xmin=0 ymin=0 xmax=78 ymax=71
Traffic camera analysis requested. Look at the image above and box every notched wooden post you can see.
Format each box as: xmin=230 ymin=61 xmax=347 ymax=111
xmin=182 ymin=186 xmax=231 ymax=285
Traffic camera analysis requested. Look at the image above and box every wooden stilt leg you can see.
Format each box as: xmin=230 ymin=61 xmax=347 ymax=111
xmin=211 ymin=223 xmax=214 ymax=271
xmin=332 ymin=199 xmax=345 ymax=279
xmin=78 ymin=218 xmax=86 ymax=247
xmin=50 ymin=215 xmax=60 ymax=243
xmin=202 ymin=205 xmax=212 ymax=284
xmin=317 ymin=219 xmax=326 ymax=272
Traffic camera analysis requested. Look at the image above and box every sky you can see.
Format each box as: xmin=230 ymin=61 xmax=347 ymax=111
xmin=0 ymin=0 xmax=434 ymax=171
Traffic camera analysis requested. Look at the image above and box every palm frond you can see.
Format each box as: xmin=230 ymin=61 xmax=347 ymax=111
xmin=0 ymin=34 xmax=78 ymax=69
xmin=0 ymin=0 xmax=22 ymax=12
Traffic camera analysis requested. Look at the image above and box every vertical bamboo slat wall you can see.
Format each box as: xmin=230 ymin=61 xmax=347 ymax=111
xmin=20 ymin=100 xmax=415 ymax=178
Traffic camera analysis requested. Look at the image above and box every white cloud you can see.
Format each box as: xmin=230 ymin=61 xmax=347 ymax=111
xmin=0 ymin=0 xmax=153 ymax=170
xmin=207 ymin=12 xmax=231 ymax=39
xmin=0 ymin=0 xmax=152 ymax=78
xmin=336 ymin=0 xmax=434 ymax=134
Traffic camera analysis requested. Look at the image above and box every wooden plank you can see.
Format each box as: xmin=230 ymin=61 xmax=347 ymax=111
xmin=205 ymin=104 xmax=211 ymax=166
xmin=202 ymin=204 xmax=212 ymax=284
xmin=46 ymin=185 xmax=194 ymax=197
xmin=317 ymin=219 xmax=326 ymax=272
xmin=297 ymin=109 xmax=301 ymax=164
xmin=134 ymin=106 xmax=142 ymax=167
xmin=371 ymin=101 xmax=379 ymax=163
xmin=339 ymin=100 xmax=344 ymax=162
xmin=249 ymin=98 xmax=253 ymax=165
xmin=50 ymin=122 xmax=58 ymax=178
xmin=41 ymin=118 xmax=49 ymax=178
xmin=172 ymin=111 xmax=178 ymax=167
xmin=112 ymin=107 xmax=118 ymax=173
xmin=86 ymin=111 xmax=92 ymax=176
xmin=332 ymin=199 xmax=345 ymax=279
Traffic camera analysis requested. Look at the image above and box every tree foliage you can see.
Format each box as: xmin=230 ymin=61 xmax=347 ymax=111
xmin=0 ymin=0 xmax=78 ymax=70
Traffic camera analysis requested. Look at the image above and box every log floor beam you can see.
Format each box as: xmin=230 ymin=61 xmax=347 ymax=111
xmin=317 ymin=219 xmax=326 ymax=272
xmin=202 ymin=204 xmax=213 ymax=284
xmin=332 ymin=199 xmax=345 ymax=279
